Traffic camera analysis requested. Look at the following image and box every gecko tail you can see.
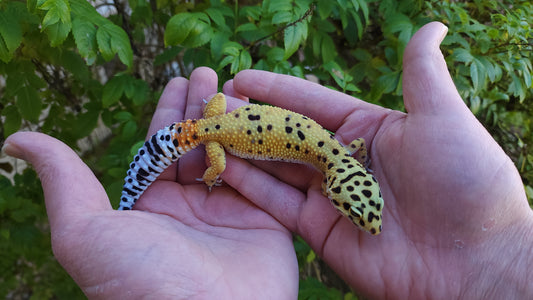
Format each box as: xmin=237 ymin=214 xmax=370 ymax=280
xmin=118 ymin=121 xmax=199 ymax=210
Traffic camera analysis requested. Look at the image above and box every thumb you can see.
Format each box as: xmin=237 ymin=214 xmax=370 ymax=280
xmin=2 ymin=132 xmax=110 ymax=230
xmin=403 ymin=22 xmax=469 ymax=115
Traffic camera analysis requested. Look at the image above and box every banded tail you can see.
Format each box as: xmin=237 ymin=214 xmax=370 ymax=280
xmin=118 ymin=120 xmax=200 ymax=210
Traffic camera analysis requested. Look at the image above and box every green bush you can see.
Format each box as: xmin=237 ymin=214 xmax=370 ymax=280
xmin=0 ymin=0 xmax=531 ymax=298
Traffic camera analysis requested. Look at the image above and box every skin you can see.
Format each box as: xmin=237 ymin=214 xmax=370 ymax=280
xmin=3 ymin=22 xmax=532 ymax=299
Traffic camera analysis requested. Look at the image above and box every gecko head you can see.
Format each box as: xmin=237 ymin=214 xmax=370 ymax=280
xmin=329 ymin=173 xmax=384 ymax=235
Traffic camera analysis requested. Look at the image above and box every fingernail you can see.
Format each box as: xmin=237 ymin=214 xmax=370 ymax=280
xmin=2 ymin=140 xmax=26 ymax=160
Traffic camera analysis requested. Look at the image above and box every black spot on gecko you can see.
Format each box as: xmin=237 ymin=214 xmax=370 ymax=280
xmin=350 ymin=194 xmax=361 ymax=201
xmin=336 ymin=168 xmax=345 ymax=173
xmin=177 ymin=126 xmax=182 ymax=134
xmin=123 ymin=187 xmax=137 ymax=196
xmin=295 ymin=145 xmax=300 ymax=151
xmin=332 ymin=199 xmax=340 ymax=206
xmin=258 ymin=139 xmax=263 ymax=144
xmin=368 ymin=211 xmax=378 ymax=223
xmin=285 ymin=117 xmax=290 ymax=122
xmin=332 ymin=149 xmax=339 ymax=155
xmin=362 ymin=190 xmax=372 ymax=198
xmin=229 ymin=144 xmax=234 ymax=148
xmin=257 ymin=125 xmax=263 ymax=133
xmin=234 ymin=113 xmax=239 ymax=118
xmin=286 ymin=143 xmax=291 ymax=149
xmin=327 ymin=163 xmax=334 ymax=169
xmin=297 ymin=130 xmax=305 ymax=141
xmin=342 ymin=159 xmax=350 ymax=163
xmin=267 ymin=124 xmax=273 ymax=131
xmin=248 ymin=114 xmax=261 ymax=121
xmin=285 ymin=126 xmax=293 ymax=134
xmin=339 ymin=171 xmax=366 ymax=184
xmin=138 ymin=168 xmax=149 ymax=177
xmin=331 ymin=186 xmax=341 ymax=193
xmin=172 ymin=139 xmax=179 ymax=147
xmin=215 ymin=124 xmax=221 ymax=130
xmin=347 ymin=186 xmax=354 ymax=191
xmin=296 ymin=123 xmax=301 ymax=127
xmin=204 ymin=128 xmax=209 ymax=132
xmin=245 ymin=107 xmax=251 ymax=111
xmin=192 ymin=134 xmax=198 ymax=140
xmin=151 ymin=135 xmax=165 ymax=156
xmin=364 ymin=180 xmax=372 ymax=186
xmin=247 ymin=130 xmax=252 ymax=135
xmin=342 ymin=202 xmax=350 ymax=211
xmin=317 ymin=141 xmax=324 ymax=147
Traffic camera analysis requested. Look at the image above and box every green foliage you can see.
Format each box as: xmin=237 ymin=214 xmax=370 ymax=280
xmin=0 ymin=0 xmax=531 ymax=298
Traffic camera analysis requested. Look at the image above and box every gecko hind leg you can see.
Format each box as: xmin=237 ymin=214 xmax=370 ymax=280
xmin=346 ymin=138 xmax=370 ymax=168
xmin=202 ymin=141 xmax=226 ymax=190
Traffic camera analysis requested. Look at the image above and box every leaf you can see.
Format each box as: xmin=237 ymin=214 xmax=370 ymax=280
xmin=70 ymin=0 xmax=105 ymax=26
xmin=371 ymin=71 xmax=401 ymax=101
xmin=16 ymin=86 xmax=42 ymax=122
xmin=154 ymin=46 xmax=182 ymax=66
xmin=272 ymin=11 xmax=292 ymax=24
xmin=44 ymin=20 xmax=72 ymax=46
xmin=165 ymin=12 xmax=213 ymax=48
xmin=96 ymin=23 xmax=133 ymax=68
xmin=0 ymin=10 xmax=22 ymax=62
xmin=235 ymin=23 xmax=258 ymax=33
xmin=238 ymin=50 xmax=252 ymax=71
xmin=121 ymin=120 xmax=137 ymax=139
xmin=284 ymin=21 xmax=307 ymax=59
xmin=451 ymin=48 xmax=474 ymax=63
xmin=164 ymin=13 xmax=196 ymax=46
xmin=205 ymin=7 xmax=229 ymax=31
xmin=268 ymin=0 xmax=293 ymax=13
xmin=102 ymin=75 xmax=127 ymax=107
xmin=210 ymin=31 xmax=230 ymax=61
xmin=38 ymin=0 xmax=71 ymax=29
xmin=470 ymin=57 xmax=487 ymax=93
xmin=130 ymin=79 xmax=150 ymax=106
xmin=320 ymin=33 xmax=336 ymax=63
xmin=114 ymin=111 xmax=133 ymax=122
xmin=2 ymin=105 xmax=22 ymax=138
xmin=221 ymin=41 xmax=243 ymax=57
xmin=72 ymin=17 xmax=97 ymax=64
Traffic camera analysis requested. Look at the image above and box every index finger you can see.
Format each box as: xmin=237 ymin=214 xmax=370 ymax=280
xmin=233 ymin=70 xmax=386 ymax=131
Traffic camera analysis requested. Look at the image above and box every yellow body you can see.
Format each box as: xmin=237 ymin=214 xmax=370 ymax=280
xmin=193 ymin=93 xmax=383 ymax=235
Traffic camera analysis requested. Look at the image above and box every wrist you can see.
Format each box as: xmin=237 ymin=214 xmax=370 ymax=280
xmin=460 ymin=214 xmax=533 ymax=298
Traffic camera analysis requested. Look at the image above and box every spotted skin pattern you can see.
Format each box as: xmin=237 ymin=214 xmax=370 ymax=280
xmin=119 ymin=93 xmax=384 ymax=235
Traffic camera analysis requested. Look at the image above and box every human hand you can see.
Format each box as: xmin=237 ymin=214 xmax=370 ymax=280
xmin=2 ymin=68 xmax=298 ymax=299
xmin=223 ymin=22 xmax=533 ymax=298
